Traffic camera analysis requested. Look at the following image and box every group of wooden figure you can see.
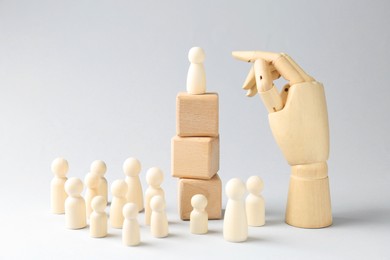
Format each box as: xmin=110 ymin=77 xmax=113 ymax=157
xmin=51 ymin=157 xmax=168 ymax=246
xmin=50 ymin=157 xmax=266 ymax=245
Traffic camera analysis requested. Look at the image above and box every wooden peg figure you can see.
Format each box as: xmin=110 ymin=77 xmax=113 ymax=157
xmin=85 ymin=172 xmax=100 ymax=219
xmin=122 ymin=203 xmax=140 ymax=246
xmin=90 ymin=160 xmax=108 ymax=202
xmin=64 ymin=178 xmax=86 ymax=229
xmin=90 ymin=196 xmax=107 ymax=238
xmin=144 ymin=167 xmax=165 ymax=225
xmin=190 ymin=194 xmax=208 ymax=234
xmin=123 ymin=157 xmax=143 ymax=212
xmin=186 ymin=47 xmax=206 ymax=94
xmin=246 ymin=176 xmax=265 ymax=227
xmin=50 ymin=157 xmax=69 ymax=214
xmin=232 ymin=50 xmax=332 ymax=229
xmin=150 ymin=195 xmax=168 ymax=238
xmin=223 ymin=178 xmax=247 ymax=242
xmin=110 ymin=179 xmax=128 ymax=228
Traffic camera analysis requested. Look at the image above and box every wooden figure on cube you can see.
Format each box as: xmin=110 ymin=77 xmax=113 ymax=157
xmin=171 ymin=46 xmax=222 ymax=221
xmin=187 ymin=47 xmax=206 ymax=94
xmin=179 ymin=46 xmax=218 ymax=139
xmin=232 ymin=51 xmax=332 ymax=228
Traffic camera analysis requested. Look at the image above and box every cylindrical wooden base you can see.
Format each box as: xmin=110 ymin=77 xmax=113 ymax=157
xmin=285 ymin=162 xmax=332 ymax=228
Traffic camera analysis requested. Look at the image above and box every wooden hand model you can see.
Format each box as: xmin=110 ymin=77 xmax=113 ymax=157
xmin=232 ymin=51 xmax=332 ymax=228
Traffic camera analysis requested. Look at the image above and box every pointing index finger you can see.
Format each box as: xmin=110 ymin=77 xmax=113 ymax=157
xmin=232 ymin=51 xmax=282 ymax=63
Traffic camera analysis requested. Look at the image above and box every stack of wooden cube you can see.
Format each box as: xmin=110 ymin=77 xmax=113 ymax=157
xmin=171 ymin=92 xmax=222 ymax=220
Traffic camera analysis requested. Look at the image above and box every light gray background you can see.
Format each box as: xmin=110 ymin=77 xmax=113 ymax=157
xmin=0 ymin=0 xmax=389 ymax=259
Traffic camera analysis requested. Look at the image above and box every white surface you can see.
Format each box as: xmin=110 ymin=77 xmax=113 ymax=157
xmin=2 ymin=200 xmax=389 ymax=259
xmin=0 ymin=0 xmax=389 ymax=259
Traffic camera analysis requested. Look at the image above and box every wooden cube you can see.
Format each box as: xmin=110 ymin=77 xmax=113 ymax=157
xmin=178 ymin=174 xmax=222 ymax=220
xmin=171 ymin=135 xmax=219 ymax=180
xmin=176 ymin=92 xmax=219 ymax=137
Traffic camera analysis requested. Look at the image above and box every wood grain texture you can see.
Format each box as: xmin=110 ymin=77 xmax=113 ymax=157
xmin=171 ymin=135 xmax=219 ymax=180
xmin=178 ymin=174 xmax=222 ymax=220
xmin=268 ymin=82 xmax=331 ymax=228
xmin=176 ymin=92 xmax=218 ymax=137
xmin=268 ymin=82 xmax=329 ymax=165
xmin=286 ymin=162 xmax=332 ymax=228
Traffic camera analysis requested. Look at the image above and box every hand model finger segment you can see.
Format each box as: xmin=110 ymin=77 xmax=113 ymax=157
xmin=242 ymin=66 xmax=256 ymax=90
xmin=232 ymin=51 xmax=313 ymax=86
xmin=283 ymin=54 xmax=314 ymax=82
xmin=232 ymin=51 xmax=281 ymax=63
xmin=246 ymin=87 xmax=258 ymax=97
xmin=254 ymin=59 xmax=273 ymax=92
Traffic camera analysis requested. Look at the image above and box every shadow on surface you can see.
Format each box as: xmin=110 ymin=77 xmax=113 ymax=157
xmin=137 ymin=241 xmax=151 ymax=247
xmin=169 ymin=220 xmax=186 ymax=226
xmin=206 ymin=229 xmax=220 ymax=235
xmin=103 ymin=233 xmax=117 ymax=239
xmin=221 ymin=209 xmax=225 ymax=219
xmin=167 ymin=232 xmax=185 ymax=239
xmin=332 ymin=207 xmax=390 ymax=227
xmin=263 ymin=218 xmax=284 ymax=227
xmin=246 ymin=236 xmax=271 ymax=244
